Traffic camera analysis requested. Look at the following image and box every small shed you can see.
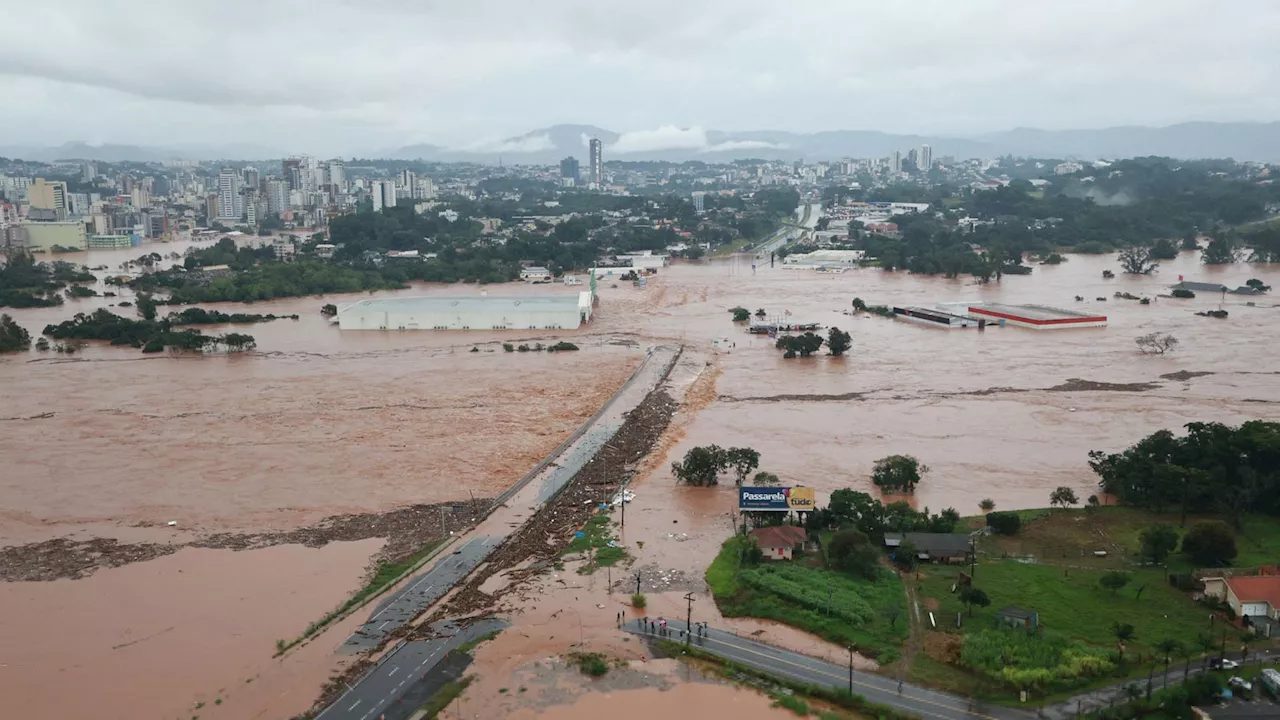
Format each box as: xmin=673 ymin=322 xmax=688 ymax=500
xmin=749 ymin=526 xmax=808 ymax=561
xmin=997 ymin=606 xmax=1040 ymax=629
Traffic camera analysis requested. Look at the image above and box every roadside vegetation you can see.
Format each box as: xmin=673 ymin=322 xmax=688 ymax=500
xmin=564 ymin=512 xmax=628 ymax=575
xmin=418 ymin=676 xmax=473 ymax=719
xmin=274 ymin=538 xmax=444 ymax=656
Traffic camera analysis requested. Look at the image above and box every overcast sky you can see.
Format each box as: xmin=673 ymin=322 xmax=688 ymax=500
xmin=3 ymin=0 xmax=1279 ymax=156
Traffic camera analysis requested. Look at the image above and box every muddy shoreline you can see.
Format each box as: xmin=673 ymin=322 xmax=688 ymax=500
xmin=0 ymin=499 xmax=490 ymax=582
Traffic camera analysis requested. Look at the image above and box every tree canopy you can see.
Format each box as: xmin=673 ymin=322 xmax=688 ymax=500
xmin=871 ymin=455 xmax=927 ymax=493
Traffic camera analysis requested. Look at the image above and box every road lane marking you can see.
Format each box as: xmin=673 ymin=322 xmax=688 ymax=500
xmin=377 ymin=621 xmax=390 ymax=630
xmin=388 ymin=665 xmax=399 ymax=676
xmin=348 ymin=700 xmax=361 ymax=711
xmin=634 ymin=628 xmax=997 ymax=720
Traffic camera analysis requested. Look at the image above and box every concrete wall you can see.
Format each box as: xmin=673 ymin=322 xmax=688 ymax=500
xmin=338 ymin=305 xmax=582 ymax=331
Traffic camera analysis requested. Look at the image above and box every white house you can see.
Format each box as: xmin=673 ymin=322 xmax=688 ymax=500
xmin=520 ymin=266 xmax=553 ymax=283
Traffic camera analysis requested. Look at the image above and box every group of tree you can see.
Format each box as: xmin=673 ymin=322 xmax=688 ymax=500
xmin=41 ymin=308 xmax=256 ymax=354
xmin=0 ymin=313 xmax=31 ymax=352
xmin=846 ymin=158 xmax=1280 ymax=281
xmin=807 ymin=488 xmax=960 ymax=545
xmin=0 ymin=253 xmax=94 ymax=308
xmin=164 ymin=307 xmax=297 ymax=325
xmin=132 ymin=259 xmax=408 ymax=304
xmin=1089 ymin=421 xmax=1280 ymax=528
xmin=670 ymin=445 xmax=761 ymax=486
xmin=871 ymin=454 xmax=928 ymax=493
xmin=775 ymin=331 xmax=824 ymax=358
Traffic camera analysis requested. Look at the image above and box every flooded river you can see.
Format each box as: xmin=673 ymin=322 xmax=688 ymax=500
xmin=2 ymin=241 xmax=1278 ymax=718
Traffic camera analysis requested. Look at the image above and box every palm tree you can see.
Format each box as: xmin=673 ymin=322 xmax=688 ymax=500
xmin=1123 ymin=683 xmax=1142 ymax=703
xmin=1197 ymin=632 xmax=1216 ymax=670
xmin=1155 ymin=638 xmax=1181 ymax=689
xmin=1112 ymin=622 xmax=1136 ymax=664
xmin=1181 ymin=642 xmax=1196 ymax=680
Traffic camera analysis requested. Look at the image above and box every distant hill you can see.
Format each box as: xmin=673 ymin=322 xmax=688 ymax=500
xmin=7 ymin=122 xmax=1280 ymax=164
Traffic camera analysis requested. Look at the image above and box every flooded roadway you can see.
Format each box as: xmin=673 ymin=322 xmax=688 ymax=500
xmin=2 ymin=241 xmax=1279 ymax=718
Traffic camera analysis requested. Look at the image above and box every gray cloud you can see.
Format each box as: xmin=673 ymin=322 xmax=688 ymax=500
xmin=1 ymin=0 xmax=1278 ymax=155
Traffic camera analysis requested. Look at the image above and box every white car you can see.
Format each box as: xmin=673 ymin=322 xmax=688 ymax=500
xmin=1228 ymin=676 xmax=1252 ymax=692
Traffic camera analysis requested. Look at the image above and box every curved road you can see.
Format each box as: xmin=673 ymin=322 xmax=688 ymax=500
xmin=627 ymin=619 xmax=1030 ymax=720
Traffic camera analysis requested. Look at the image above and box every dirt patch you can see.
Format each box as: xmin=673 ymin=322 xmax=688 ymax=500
xmin=0 ymin=500 xmax=488 ymax=582
xmin=922 ymin=632 xmax=963 ymax=664
xmin=1044 ymin=378 xmax=1161 ymax=392
xmin=614 ymin=563 xmax=704 ymax=594
xmin=922 ymin=597 xmax=940 ymax=611
xmin=1159 ymin=370 xmax=1215 ymax=381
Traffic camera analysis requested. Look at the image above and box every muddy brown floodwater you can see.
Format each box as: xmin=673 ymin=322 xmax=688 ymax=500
xmin=2 ymin=242 xmax=1279 ymax=719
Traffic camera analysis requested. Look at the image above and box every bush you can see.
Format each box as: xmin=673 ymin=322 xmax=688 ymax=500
xmin=502 ymin=343 xmax=514 ymax=352
xmin=960 ymin=629 xmax=1115 ymax=690
xmin=1182 ymin=520 xmax=1237 ymax=566
xmin=729 ymin=306 xmax=751 ymax=322
xmin=631 ymin=593 xmax=646 ymax=609
xmin=570 ymin=652 xmax=609 ymax=677
xmin=986 ymin=511 xmax=1022 ymax=536
xmin=1171 ymin=288 xmax=1195 ymax=298
xmin=547 ymin=341 xmax=579 ymax=352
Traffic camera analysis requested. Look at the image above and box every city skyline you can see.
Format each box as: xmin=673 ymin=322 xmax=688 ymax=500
xmin=3 ymin=1 xmax=1280 ymax=156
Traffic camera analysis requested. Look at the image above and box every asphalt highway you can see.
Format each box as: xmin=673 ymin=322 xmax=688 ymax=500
xmin=319 ymin=619 xmax=506 ymax=720
xmin=627 ymin=619 xmax=1031 ymax=720
xmin=340 ymin=535 xmax=499 ymax=653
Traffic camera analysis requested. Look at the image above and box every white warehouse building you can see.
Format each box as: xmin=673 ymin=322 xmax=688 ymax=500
xmin=336 ymin=292 xmax=594 ymax=331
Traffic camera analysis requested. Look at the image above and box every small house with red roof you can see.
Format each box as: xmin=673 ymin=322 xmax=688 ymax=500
xmin=749 ymin=526 xmax=808 ymax=561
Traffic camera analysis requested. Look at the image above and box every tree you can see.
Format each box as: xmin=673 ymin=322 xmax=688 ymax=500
xmin=671 ymin=445 xmax=726 ymax=486
xmin=752 ymin=471 xmax=781 ymax=485
xmin=729 ymin=306 xmax=750 ymax=322
xmin=1150 ymin=238 xmax=1179 ymax=260
xmin=986 ymin=511 xmax=1021 ymax=536
xmin=1246 ymin=278 xmax=1271 ymax=293
xmin=1113 ymin=622 xmax=1136 ymax=664
xmin=871 ymin=455 xmax=927 ymax=493
xmin=979 ymin=498 xmax=995 ymax=512
xmin=959 ymin=586 xmax=990 ymax=617
xmin=1118 ymin=246 xmax=1159 ymax=275
xmin=1181 ymin=231 xmax=1199 ymax=250
xmin=1099 ymin=571 xmax=1131 ymax=596
xmin=882 ymin=603 xmax=902 ymax=629
xmin=755 ymin=308 xmax=767 ymax=318
xmin=893 ymin=539 xmax=918 ymax=570
xmin=775 ymin=332 xmax=824 ymax=358
xmin=1202 ymin=238 xmax=1239 ymax=265
xmin=852 ymin=297 xmax=868 ymax=312
xmin=1155 ymin=638 xmax=1181 ymax=689
xmin=826 ymin=327 xmax=852 ymax=356
xmin=725 ymin=447 xmax=761 ymax=486
xmin=218 ymin=332 xmax=256 ymax=352
xmin=135 ymin=291 xmax=158 ymax=321
xmin=321 ymin=303 xmax=338 ymax=316
xmin=1196 ymin=632 xmax=1216 ymax=669
xmin=827 ymin=528 xmax=880 ymax=580
xmin=1135 ymin=332 xmax=1178 ymax=355
xmin=1049 ymin=486 xmax=1079 ymax=509
xmin=1140 ymin=524 xmax=1180 ymax=564
xmin=0 ymin=314 xmax=31 ymax=352
xmin=1182 ymin=520 xmax=1237 ymax=566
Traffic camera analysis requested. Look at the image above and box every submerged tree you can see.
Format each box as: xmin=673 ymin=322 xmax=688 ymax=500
xmin=1135 ymin=332 xmax=1178 ymax=355
xmin=827 ymin=326 xmax=852 ymax=356
xmin=871 ymin=455 xmax=928 ymax=493
xmin=1118 ymin=246 xmax=1159 ymax=275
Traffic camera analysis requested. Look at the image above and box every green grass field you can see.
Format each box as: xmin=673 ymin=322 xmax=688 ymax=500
xmin=706 ymin=538 xmax=908 ymax=661
xmin=565 ymin=512 xmax=628 ymax=574
xmin=918 ymin=562 xmax=1210 ymax=655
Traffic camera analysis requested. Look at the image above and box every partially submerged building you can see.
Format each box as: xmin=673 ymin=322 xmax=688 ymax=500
xmin=335 ymin=293 xmax=594 ymax=331
xmin=964 ymin=303 xmax=1107 ymax=329
xmin=892 ymin=306 xmax=982 ymax=328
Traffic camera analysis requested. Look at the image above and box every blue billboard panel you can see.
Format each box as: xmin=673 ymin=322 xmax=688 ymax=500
xmin=738 ymin=486 xmax=814 ymax=511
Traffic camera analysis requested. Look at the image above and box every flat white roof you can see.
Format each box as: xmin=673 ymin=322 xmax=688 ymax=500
xmin=340 ymin=295 xmax=584 ymax=313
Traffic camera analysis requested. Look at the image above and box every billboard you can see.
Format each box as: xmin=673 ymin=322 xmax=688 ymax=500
xmin=738 ymin=486 xmax=816 ymax=512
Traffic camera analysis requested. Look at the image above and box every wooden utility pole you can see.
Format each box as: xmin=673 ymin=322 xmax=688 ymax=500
xmin=684 ymin=592 xmax=695 ymax=646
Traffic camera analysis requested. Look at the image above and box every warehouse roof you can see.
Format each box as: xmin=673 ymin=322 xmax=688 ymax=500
xmin=340 ymin=295 xmax=584 ymax=313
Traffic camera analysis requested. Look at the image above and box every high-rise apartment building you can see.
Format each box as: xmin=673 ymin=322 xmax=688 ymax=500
xmin=589 ymin=138 xmax=603 ymax=185
xmin=217 ymin=168 xmax=238 ymax=219
xmin=327 ymin=160 xmax=344 ymax=188
xmin=266 ymin=180 xmax=290 ymax=215
xmin=414 ymin=176 xmax=436 ymax=199
xmin=918 ymin=145 xmax=932 ymax=171
xmin=399 ymin=170 xmax=415 ymax=196
xmin=121 ymin=174 xmax=135 ymax=195
xmin=29 ymin=178 xmax=68 ymax=214
xmin=81 ymin=162 xmax=96 ymax=183
xmin=890 ymin=151 xmax=902 ymax=174
xmin=692 ymin=191 xmax=706 ymax=214
xmin=283 ymin=158 xmax=303 ymax=190
xmin=243 ymin=166 xmax=260 ymax=190
xmin=560 ymin=156 xmax=580 ymax=182
xmin=380 ymin=180 xmax=397 ymax=209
